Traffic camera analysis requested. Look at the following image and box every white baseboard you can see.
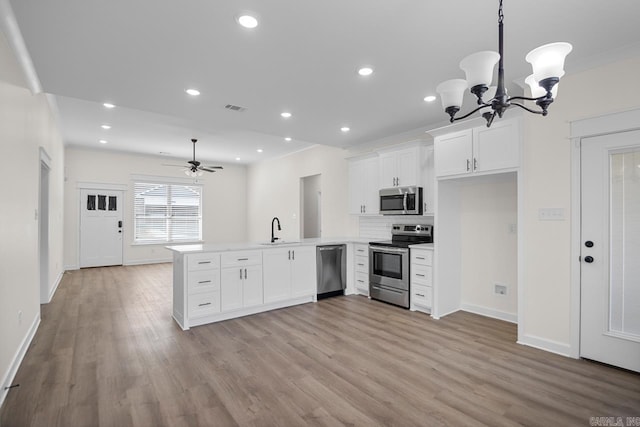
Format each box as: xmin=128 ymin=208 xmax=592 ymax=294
xmin=461 ymin=303 xmax=517 ymax=324
xmin=0 ymin=312 xmax=40 ymax=408
xmin=124 ymin=257 xmax=172 ymax=266
xmin=517 ymin=333 xmax=574 ymax=358
xmin=64 ymin=264 xmax=79 ymax=271
xmin=45 ymin=271 xmax=64 ymax=303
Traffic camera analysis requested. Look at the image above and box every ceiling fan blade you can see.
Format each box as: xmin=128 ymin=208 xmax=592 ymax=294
xmin=200 ymin=167 xmax=217 ymax=173
xmin=162 ymin=163 xmax=188 ymax=167
xmin=204 ymin=166 xmax=224 ymax=169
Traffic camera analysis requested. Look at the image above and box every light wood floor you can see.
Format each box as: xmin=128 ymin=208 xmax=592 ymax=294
xmin=1 ymin=264 xmax=639 ymax=426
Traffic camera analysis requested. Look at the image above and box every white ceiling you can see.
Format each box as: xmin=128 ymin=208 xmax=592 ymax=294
xmin=6 ymin=0 xmax=640 ymax=164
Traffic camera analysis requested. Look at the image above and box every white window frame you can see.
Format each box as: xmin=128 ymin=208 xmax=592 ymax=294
xmin=133 ymin=178 xmax=203 ymax=244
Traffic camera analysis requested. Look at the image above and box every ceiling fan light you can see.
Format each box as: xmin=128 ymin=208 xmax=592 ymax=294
xmin=436 ymin=79 xmax=468 ymax=110
xmin=184 ymin=169 xmax=191 ymax=177
xmin=459 ymin=51 xmax=500 ymax=88
xmin=525 ymin=74 xmax=560 ymax=98
xmin=525 ymin=42 xmax=572 ymax=82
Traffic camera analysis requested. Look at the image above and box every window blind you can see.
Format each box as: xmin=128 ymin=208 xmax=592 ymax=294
xmin=133 ymin=182 xmax=202 ymax=243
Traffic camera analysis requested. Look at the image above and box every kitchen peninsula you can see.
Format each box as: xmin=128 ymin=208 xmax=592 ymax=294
xmin=167 ymin=238 xmax=372 ymax=329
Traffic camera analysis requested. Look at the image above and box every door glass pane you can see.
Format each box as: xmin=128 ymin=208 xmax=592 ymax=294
xmin=609 ymin=150 xmax=640 ymax=337
xmin=87 ymin=195 xmax=96 ymax=210
xmin=108 ymin=196 xmax=117 ymax=211
xmin=97 ymin=195 xmax=106 ymax=210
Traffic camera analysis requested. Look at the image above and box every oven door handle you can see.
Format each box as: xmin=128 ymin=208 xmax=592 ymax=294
xmin=402 ymin=193 xmax=408 ymax=212
xmin=371 ymin=285 xmax=404 ymax=294
xmin=370 ymin=246 xmax=409 ymax=254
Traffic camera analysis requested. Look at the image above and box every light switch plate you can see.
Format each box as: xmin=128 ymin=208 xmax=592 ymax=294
xmin=538 ymin=208 xmax=565 ymax=221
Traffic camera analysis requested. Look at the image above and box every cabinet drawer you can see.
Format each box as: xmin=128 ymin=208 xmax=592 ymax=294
xmin=188 ymin=291 xmax=220 ymax=317
xmin=412 ymin=284 xmax=432 ymax=308
xmin=411 ymin=264 xmax=432 ymax=286
xmin=187 ymin=253 xmax=220 ymax=271
xmin=221 ymin=250 xmax=262 ymax=268
xmin=355 ymin=255 xmax=368 ymax=273
xmin=411 ymin=249 xmax=433 ymax=266
xmin=355 ymin=271 xmax=369 ymax=292
xmin=354 ymin=244 xmax=369 ymax=257
xmin=188 ymin=270 xmax=220 ymax=294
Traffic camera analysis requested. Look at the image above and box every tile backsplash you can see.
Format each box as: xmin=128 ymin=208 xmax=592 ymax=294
xmin=358 ymin=215 xmax=433 ymax=240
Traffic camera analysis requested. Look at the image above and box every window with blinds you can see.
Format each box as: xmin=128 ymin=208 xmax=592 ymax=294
xmin=133 ymin=182 xmax=202 ymax=243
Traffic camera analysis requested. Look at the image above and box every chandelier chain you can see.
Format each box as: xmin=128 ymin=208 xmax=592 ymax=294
xmin=498 ymin=0 xmax=504 ymax=24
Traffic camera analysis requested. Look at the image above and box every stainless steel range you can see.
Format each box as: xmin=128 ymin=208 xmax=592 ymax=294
xmin=369 ymin=224 xmax=433 ymax=308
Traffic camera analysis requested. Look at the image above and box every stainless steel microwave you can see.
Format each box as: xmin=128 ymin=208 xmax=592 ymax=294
xmin=379 ymin=186 xmax=423 ymax=215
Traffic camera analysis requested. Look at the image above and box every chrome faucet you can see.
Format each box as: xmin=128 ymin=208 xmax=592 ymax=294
xmin=271 ymin=217 xmax=281 ymax=243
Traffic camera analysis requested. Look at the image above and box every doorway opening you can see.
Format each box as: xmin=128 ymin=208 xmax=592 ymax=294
xmin=39 ymin=149 xmax=51 ymax=304
xmin=300 ymin=174 xmax=321 ymax=239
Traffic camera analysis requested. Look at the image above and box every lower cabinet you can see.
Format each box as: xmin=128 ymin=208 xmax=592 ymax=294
xmin=410 ymin=247 xmax=433 ymax=313
xmin=220 ymin=251 xmax=263 ymax=312
xmin=353 ymin=244 xmax=370 ymax=296
xmin=263 ymin=245 xmax=317 ymax=303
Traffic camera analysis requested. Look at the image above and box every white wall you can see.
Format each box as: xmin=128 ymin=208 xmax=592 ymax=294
xmin=0 ymin=30 xmax=65 ymax=404
xmin=521 ymin=56 xmax=640 ymax=353
xmin=64 ymin=147 xmax=247 ymax=268
xmin=460 ymin=174 xmax=517 ymax=320
xmin=301 ymin=174 xmax=321 ymax=238
xmin=247 ymin=145 xmax=357 ymax=242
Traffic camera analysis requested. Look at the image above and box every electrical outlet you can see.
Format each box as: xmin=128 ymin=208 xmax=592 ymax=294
xmin=494 ymin=284 xmax=508 ymax=296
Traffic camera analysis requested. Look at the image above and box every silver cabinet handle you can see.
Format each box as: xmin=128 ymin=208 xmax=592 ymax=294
xmin=357 ymin=263 xmax=364 ymax=267
xmin=198 ymin=302 xmax=212 ymax=307
xmin=239 ymin=269 xmax=242 ymax=279
xmin=292 ymin=250 xmax=295 ymax=260
xmin=416 ymin=256 xmax=425 ymax=260
xmin=198 ymin=280 xmax=212 ymax=284
xmin=198 ymin=261 xmax=211 ymax=265
xmin=244 ymin=268 xmax=247 ymax=279
xmin=466 ymin=159 xmax=471 ymax=171
xmin=363 ymin=205 xmax=366 ymax=213
xmin=416 ymin=273 xmax=426 ymax=277
xmin=416 ymin=293 xmax=425 ymax=298
xmin=288 ymin=250 xmax=291 ymax=260
xmin=473 ymin=158 xmax=478 ymax=170
xmin=396 ymin=177 xmax=399 ymax=186
xmin=237 ymin=258 xmax=248 ymax=261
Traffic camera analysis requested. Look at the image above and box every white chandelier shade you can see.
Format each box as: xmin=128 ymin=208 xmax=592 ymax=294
xmin=525 ymin=42 xmax=573 ymax=83
xmin=525 ymin=73 xmax=561 ymax=98
xmin=459 ymin=51 xmax=501 ymax=88
xmin=435 ymin=79 xmax=468 ymax=111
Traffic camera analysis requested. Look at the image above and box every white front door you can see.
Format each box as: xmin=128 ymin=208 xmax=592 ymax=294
xmin=80 ymin=189 xmax=124 ymax=268
xmin=580 ymin=129 xmax=640 ymax=372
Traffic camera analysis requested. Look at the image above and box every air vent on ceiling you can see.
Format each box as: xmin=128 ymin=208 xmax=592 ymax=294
xmin=225 ymin=104 xmax=247 ymax=112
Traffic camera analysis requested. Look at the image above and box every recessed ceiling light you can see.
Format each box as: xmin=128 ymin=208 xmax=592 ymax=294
xmin=424 ymin=95 xmax=437 ymax=102
xmin=237 ymin=14 xmax=258 ymax=29
xmin=101 ymin=124 xmax=111 ymax=130
xmin=358 ymin=67 xmax=374 ymax=76
xmin=99 ymin=139 xmax=108 ymax=144
xmin=257 ymin=148 xmax=263 ymax=153
xmin=103 ymin=103 xmax=115 ymax=109
xmin=341 ymin=127 xmax=350 ymax=132
xmin=235 ymin=157 xmax=241 ymax=161
xmin=284 ymin=137 xmax=292 ymax=142
xmin=185 ymin=88 xmax=200 ymax=96
xmin=281 ymin=112 xmax=292 ymax=118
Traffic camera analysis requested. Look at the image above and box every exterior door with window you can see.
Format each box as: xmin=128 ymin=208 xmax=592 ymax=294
xmin=580 ymin=129 xmax=640 ymax=372
xmin=80 ymin=189 xmax=124 ymax=268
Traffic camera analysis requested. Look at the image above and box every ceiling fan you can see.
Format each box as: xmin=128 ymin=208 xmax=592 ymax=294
xmin=164 ymin=138 xmax=223 ymax=177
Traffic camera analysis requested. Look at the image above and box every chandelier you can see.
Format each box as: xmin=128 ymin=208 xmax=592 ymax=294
xmin=436 ymin=0 xmax=572 ymax=127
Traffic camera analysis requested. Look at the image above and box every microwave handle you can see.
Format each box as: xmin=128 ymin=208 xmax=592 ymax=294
xmin=403 ymin=193 xmax=408 ymax=212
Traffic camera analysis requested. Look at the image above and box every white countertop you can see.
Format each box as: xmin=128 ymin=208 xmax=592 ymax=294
xmin=166 ymin=237 xmax=377 ymax=254
xmin=408 ymin=243 xmax=434 ymax=249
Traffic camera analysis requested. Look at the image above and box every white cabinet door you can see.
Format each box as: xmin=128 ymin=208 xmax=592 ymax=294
xmin=362 ymin=157 xmax=379 ymax=215
xmin=379 ymin=153 xmax=397 ymax=188
xmin=348 ymin=159 xmax=365 ymax=214
xmin=291 ymin=246 xmax=317 ymax=298
xmin=243 ymin=264 xmax=263 ymax=308
xmin=263 ymin=248 xmax=292 ymax=303
xmin=221 ymin=267 xmax=243 ymax=311
xmin=472 ymin=119 xmax=520 ymax=173
xmin=348 ymin=156 xmax=379 ymax=215
xmin=396 ymin=148 xmax=418 ymax=187
xmin=434 ymin=129 xmax=473 ymax=177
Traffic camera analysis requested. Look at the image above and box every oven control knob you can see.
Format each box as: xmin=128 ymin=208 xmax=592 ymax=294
xmin=415 ymin=225 xmax=422 ymax=231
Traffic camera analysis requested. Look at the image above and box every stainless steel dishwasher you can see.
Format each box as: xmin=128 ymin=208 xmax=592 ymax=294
xmin=316 ymin=245 xmax=346 ymax=299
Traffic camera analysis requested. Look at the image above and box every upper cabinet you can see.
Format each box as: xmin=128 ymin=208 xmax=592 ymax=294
xmin=434 ymin=118 xmax=520 ymax=178
xmin=348 ymin=155 xmax=379 ymax=215
xmin=379 ymin=147 xmax=420 ymax=188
